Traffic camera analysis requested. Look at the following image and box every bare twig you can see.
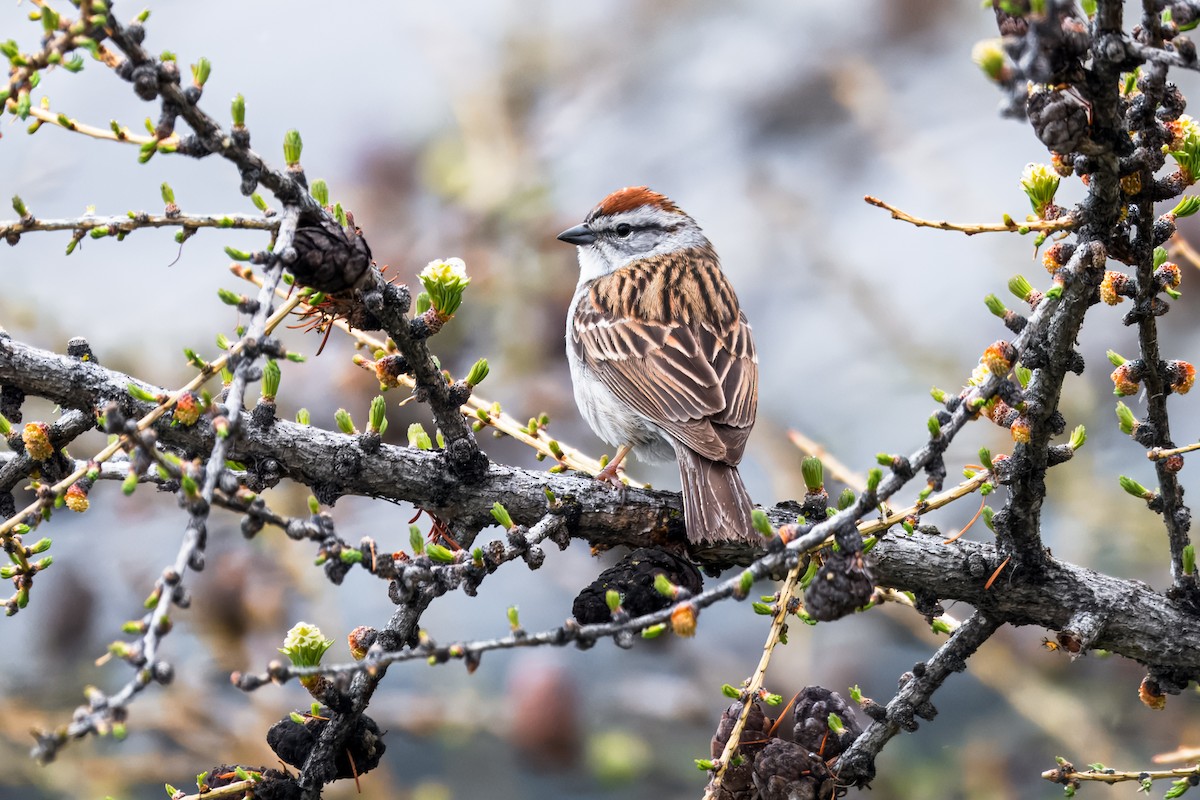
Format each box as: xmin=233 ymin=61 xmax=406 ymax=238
xmin=864 ymin=195 xmax=1076 ymax=236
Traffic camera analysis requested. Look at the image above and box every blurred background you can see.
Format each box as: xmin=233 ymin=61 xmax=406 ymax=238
xmin=3 ymin=1 xmax=1200 ymax=798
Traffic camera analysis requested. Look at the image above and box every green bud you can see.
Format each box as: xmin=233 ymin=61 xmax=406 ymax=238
xmin=1014 ymin=364 xmax=1032 ymax=388
xmin=827 ymin=712 xmax=845 ymax=734
xmin=1020 ymin=163 xmax=1060 ymax=217
xmin=971 ymin=38 xmax=1007 ymax=81
xmin=165 ymin=785 xmax=179 ymax=798
xmin=490 ymin=501 xmax=514 ymax=530
xmin=653 ymin=573 xmax=676 ymax=598
xmin=426 ymin=543 xmax=455 ymax=564
xmin=695 ymin=759 xmax=716 ymax=771
xmin=1043 ymin=285 xmax=1063 ymax=300
xmin=982 ymin=505 xmax=995 ymax=531
xmin=1008 ymin=275 xmax=1033 ymax=301
xmin=339 ymin=548 xmax=363 ymax=564
xmin=752 ymin=602 xmax=774 ymax=615
xmin=217 ymin=290 xmax=245 ymax=310
xmin=310 ymin=179 xmax=329 ymax=207
xmin=721 ymin=684 xmax=741 ymax=699
xmin=127 ymin=382 xmax=160 ymax=403
xmin=158 ymin=182 xmax=176 ymax=206
xmin=409 ymin=524 xmax=425 ymax=555
xmin=334 ymin=408 xmax=356 ymax=434
xmin=507 ymin=605 xmax=520 ymax=629
xmin=283 ymin=129 xmax=303 ymax=166
xmin=261 ymin=359 xmax=280 ymax=401
xmin=927 ymin=416 xmax=941 ymax=438
xmin=641 ymin=623 xmax=667 ymax=639
xmin=738 ymin=569 xmax=754 ymax=597
xmin=1068 ymin=424 xmax=1087 ymax=450
xmin=215 ymin=332 xmax=231 ymax=350
xmin=465 ymin=358 xmax=489 ymax=387
xmin=931 ymin=618 xmax=952 ymax=634
xmin=1119 ymin=475 xmax=1153 ymax=499
xmin=231 ymin=93 xmax=245 ymax=127
xmin=278 ymin=621 xmax=334 ymax=667
xmin=1106 ymin=349 xmax=1126 ymax=367
xmin=1154 ymin=246 xmax=1170 ymax=269
xmin=307 ymin=495 xmax=320 ymax=515
xmin=223 ymin=246 xmax=251 ymax=262
xmin=763 ymin=693 xmax=783 ymax=706
xmin=190 ymin=57 xmax=211 ymax=88
xmin=407 ymin=422 xmax=432 ymax=450
xmin=605 ymin=589 xmax=621 ymax=612
xmin=0 ymin=413 xmax=10 ymax=436
xmin=978 ymin=446 xmax=994 ymax=470
xmin=1171 ymin=196 xmax=1200 ymax=219
xmin=296 ymin=408 xmax=311 ymax=425
xmin=984 ymin=293 xmax=1007 ymax=318
xmin=251 ymin=193 xmax=268 ymax=212
xmin=751 ymin=508 xmax=773 ymax=538
xmin=415 ymin=291 xmax=432 ymax=314
xmin=837 ymin=488 xmax=855 ymax=510
xmin=418 ymin=258 xmax=471 ymax=318
xmin=801 ymin=457 xmax=824 ymax=492
xmin=866 ymin=467 xmax=882 ymax=493
xmin=122 ymin=471 xmax=139 ymax=495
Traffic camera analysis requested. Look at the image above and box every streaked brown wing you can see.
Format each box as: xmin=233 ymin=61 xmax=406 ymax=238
xmin=571 ymin=249 xmax=757 ymax=464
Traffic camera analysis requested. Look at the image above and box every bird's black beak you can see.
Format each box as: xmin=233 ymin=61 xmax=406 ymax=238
xmin=557 ymin=223 xmax=596 ymax=246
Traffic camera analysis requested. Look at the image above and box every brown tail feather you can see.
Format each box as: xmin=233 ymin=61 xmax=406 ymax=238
xmin=677 ymin=448 xmax=758 ymax=544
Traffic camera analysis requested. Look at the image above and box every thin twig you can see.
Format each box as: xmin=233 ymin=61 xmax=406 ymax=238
xmin=0 ymin=212 xmax=279 ymax=238
xmin=704 ymin=556 xmax=805 ymax=798
xmin=864 ymin=195 xmax=1076 ymax=236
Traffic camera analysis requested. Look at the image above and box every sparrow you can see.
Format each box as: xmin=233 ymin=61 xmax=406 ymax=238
xmin=557 ymin=186 xmax=759 ymax=545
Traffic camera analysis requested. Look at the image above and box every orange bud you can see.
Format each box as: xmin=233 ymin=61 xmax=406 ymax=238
xmin=670 ymin=603 xmax=698 ymax=638
xmin=21 ymin=422 xmax=53 ymax=461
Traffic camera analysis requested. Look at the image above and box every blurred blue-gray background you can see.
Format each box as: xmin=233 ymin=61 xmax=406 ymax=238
xmin=3 ymin=2 xmax=1200 ymax=798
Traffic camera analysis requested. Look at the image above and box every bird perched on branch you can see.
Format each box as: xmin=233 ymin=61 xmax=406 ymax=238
xmin=558 ymin=187 xmax=759 ymax=544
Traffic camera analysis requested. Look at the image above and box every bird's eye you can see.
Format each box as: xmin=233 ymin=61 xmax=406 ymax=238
xmin=615 ymin=223 xmax=633 ymax=238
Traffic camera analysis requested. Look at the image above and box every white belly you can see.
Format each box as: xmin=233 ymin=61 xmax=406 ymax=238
xmin=566 ymin=289 xmax=676 ymax=464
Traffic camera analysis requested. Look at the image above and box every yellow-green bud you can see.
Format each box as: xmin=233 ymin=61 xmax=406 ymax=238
xmin=278 ymin=621 xmax=333 ymax=667
xmin=283 ymin=129 xmax=303 ymax=166
xmin=407 ymin=423 xmax=432 ymax=450
xmin=465 ymin=358 xmax=489 ymax=387
xmin=418 ymin=258 xmax=471 ymax=318
xmin=801 ymin=457 xmax=824 ymax=492
xmin=605 ymin=590 xmax=621 ymax=612
xmin=751 ymin=508 xmax=773 ymax=537
xmin=231 ymin=93 xmax=245 ymax=126
xmin=368 ymin=395 xmax=387 ymax=434
xmin=310 ymin=179 xmax=329 ymax=207
xmin=490 ymin=502 xmax=514 ymax=530
xmin=260 ymin=359 xmax=280 ymax=402
xmin=1020 ymin=163 xmax=1060 ymax=217
xmin=334 ymin=408 xmax=356 ymax=434
xmin=1068 ymin=424 xmax=1087 ymax=450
